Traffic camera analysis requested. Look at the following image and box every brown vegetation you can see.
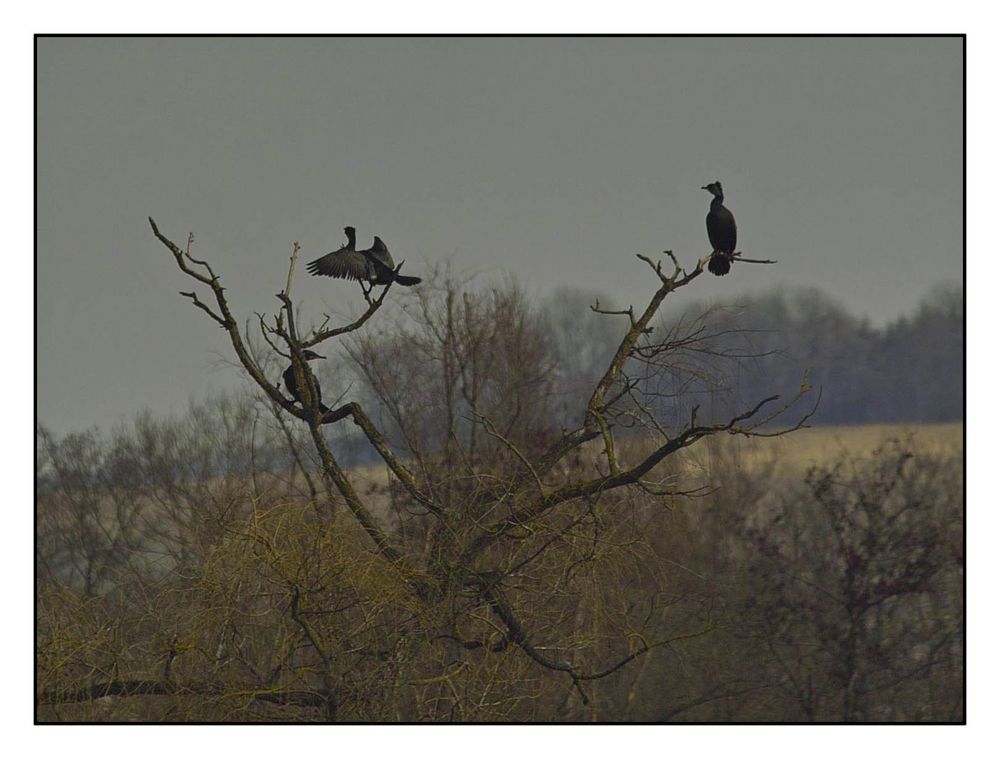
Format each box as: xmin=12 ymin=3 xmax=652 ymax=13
xmin=35 ymin=222 xmax=961 ymax=722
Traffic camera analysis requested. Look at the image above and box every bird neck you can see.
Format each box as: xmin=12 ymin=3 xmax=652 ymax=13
xmin=710 ymin=193 xmax=725 ymax=209
xmin=346 ymin=229 xmax=356 ymax=248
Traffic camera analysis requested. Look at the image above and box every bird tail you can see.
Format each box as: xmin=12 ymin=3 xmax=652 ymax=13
xmin=708 ymin=253 xmax=731 ymax=276
xmin=394 ymin=273 xmax=422 ymax=286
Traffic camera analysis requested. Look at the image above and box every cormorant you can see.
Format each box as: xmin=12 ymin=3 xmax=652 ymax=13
xmin=702 ymin=181 xmax=737 ymax=276
xmin=307 ymin=226 xmax=356 ymax=278
xmin=306 ymin=229 xmax=421 ymax=287
xmin=366 ymin=236 xmax=422 ymax=286
xmin=282 ymin=349 xmax=330 ymax=413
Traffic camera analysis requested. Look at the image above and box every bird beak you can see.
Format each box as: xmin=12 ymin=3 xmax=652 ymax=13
xmin=700 ymin=185 xmax=710 ymax=191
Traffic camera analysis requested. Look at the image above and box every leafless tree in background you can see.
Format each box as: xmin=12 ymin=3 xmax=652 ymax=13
xmin=37 ymin=217 xmax=965 ymax=723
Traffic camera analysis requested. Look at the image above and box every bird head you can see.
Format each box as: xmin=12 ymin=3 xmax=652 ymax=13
xmin=701 ymin=182 xmax=724 ymax=198
xmin=343 ymin=226 xmax=357 ymax=244
xmin=301 ymin=350 xmax=326 ymax=361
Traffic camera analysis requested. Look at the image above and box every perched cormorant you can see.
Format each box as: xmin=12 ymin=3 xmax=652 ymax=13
xmin=282 ymin=349 xmax=330 ymax=413
xmin=306 ymin=228 xmax=421 ymax=287
xmin=366 ymin=236 xmax=422 ymax=286
xmin=702 ymin=181 xmax=737 ymax=276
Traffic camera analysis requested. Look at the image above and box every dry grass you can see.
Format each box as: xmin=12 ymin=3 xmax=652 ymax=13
xmin=607 ymin=422 xmax=963 ymax=495
xmin=158 ymin=423 xmax=962 ymax=528
xmin=729 ymin=421 xmax=963 ymax=472
xmin=351 ymin=422 xmax=963 ymax=487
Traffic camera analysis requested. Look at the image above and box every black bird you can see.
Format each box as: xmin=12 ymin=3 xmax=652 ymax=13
xmin=306 ymin=226 xmax=357 ymax=279
xmin=363 ymin=236 xmax=422 ymax=286
xmin=282 ymin=349 xmax=329 ymax=414
xmin=702 ymin=181 xmax=737 ymax=276
xmin=306 ymin=229 xmax=421 ymax=287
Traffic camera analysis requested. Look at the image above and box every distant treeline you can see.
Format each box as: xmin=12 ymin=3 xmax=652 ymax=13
xmin=545 ymin=280 xmax=963 ymax=429
xmin=676 ymin=281 xmax=963 ymax=425
xmin=36 ymin=279 xmax=963 ymax=481
xmin=728 ymin=284 xmax=965 ymax=424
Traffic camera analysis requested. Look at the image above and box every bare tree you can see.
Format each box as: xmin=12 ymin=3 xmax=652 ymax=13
xmin=740 ymin=441 xmax=964 ymax=721
xmin=38 ymin=218 xmax=813 ymax=720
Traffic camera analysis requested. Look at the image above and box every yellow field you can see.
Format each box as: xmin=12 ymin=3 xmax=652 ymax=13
xmin=344 ymin=423 xmax=963 ymax=497
xmin=732 ymin=422 xmax=963 ymax=470
xmin=629 ymin=421 xmax=965 ymax=497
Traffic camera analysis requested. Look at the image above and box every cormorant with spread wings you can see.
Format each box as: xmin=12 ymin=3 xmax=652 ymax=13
xmin=306 ymin=227 xmax=421 ymax=287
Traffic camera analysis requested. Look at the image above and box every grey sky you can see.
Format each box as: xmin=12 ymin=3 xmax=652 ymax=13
xmin=36 ymin=36 xmax=963 ymax=435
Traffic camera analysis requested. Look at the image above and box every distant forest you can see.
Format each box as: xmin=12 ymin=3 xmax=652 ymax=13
xmin=544 ymin=279 xmax=963 ymax=431
xmin=657 ymin=280 xmax=963 ymax=426
xmin=37 ymin=279 xmax=963 ymax=473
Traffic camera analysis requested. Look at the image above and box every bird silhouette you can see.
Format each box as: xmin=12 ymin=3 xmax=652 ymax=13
xmin=306 ymin=226 xmax=357 ymax=279
xmin=282 ymin=349 xmax=329 ymax=414
xmin=306 ymin=228 xmax=421 ymax=287
xmin=702 ymin=181 xmax=737 ymax=276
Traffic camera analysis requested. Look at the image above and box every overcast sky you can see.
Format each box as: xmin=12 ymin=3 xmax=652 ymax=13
xmin=36 ymin=36 xmax=963 ymax=435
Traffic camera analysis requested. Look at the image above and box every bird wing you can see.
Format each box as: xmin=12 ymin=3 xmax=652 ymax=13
xmin=369 ymin=238 xmax=395 ymax=269
xmin=306 ymin=246 xmax=373 ymax=281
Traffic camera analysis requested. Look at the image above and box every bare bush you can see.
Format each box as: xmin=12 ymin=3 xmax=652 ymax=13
xmin=53 ymin=217 xmax=961 ymax=722
xmin=740 ymin=440 xmax=963 ymax=721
